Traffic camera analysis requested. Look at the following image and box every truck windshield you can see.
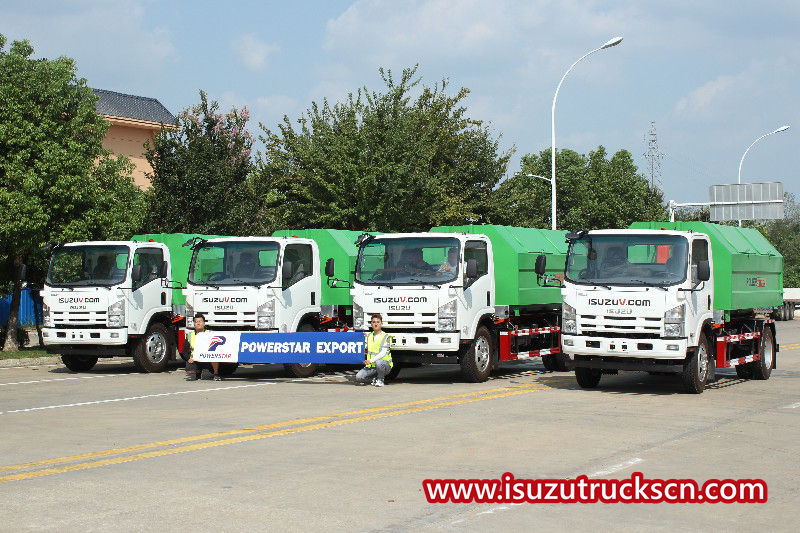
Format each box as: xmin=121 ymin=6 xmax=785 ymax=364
xmin=47 ymin=245 xmax=130 ymax=287
xmin=189 ymin=241 xmax=279 ymax=286
xmin=566 ymin=234 xmax=688 ymax=287
xmin=356 ymin=237 xmax=460 ymax=285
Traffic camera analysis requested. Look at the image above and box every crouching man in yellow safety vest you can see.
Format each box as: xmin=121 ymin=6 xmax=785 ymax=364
xmin=355 ymin=313 xmax=392 ymax=387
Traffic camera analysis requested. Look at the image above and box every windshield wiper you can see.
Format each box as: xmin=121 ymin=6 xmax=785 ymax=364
xmin=630 ymin=279 xmax=667 ymax=291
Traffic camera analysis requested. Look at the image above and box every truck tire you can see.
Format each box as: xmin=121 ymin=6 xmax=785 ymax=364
xmin=460 ymin=326 xmax=493 ymax=382
xmin=284 ymin=323 xmax=318 ymax=378
xmin=218 ymin=362 xmax=239 ymax=377
xmin=750 ymin=327 xmax=774 ymax=380
xmin=385 ymin=363 xmax=403 ymax=383
xmin=541 ymin=354 xmax=557 ymax=371
xmin=133 ymin=323 xmax=172 ymax=373
xmin=682 ymin=335 xmax=710 ymax=394
xmin=61 ymin=354 xmax=98 ymax=372
xmin=553 ymin=353 xmax=569 ymax=371
xmin=735 ymin=363 xmax=754 ymax=379
xmin=575 ymin=367 xmax=601 ymax=388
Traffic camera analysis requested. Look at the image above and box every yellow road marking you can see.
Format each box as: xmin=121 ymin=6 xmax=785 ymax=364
xmin=0 ymin=378 xmax=570 ymax=476
xmin=0 ymin=384 xmax=554 ymax=483
xmin=781 ymin=343 xmax=800 ymax=351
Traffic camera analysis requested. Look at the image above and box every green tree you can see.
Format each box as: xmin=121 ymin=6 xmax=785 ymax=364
xmin=252 ymin=65 xmax=512 ymax=233
xmin=144 ymin=91 xmax=253 ymax=235
xmin=758 ymin=193 xmax=800 ymax=287
xmin=0 ymin=35 xmax=144 ymax=351
xmin=492 ymin=146 xmax=666 ymax=230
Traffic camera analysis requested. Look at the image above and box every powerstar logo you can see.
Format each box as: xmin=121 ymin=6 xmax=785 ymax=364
xmin=202 ymin=297 xmax=248 ymax=303
xmin=588 ymin=298 xmax=651 ymax=306
xmin=58 ymin=297 xmax=100 ymax=304
xmin=208 ymin=336 xmax=227 ymax=351
xmin=374 ymin=296 xmax=427 ymax=304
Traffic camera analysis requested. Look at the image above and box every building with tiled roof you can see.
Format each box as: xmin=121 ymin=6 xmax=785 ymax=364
xmin=93 ymin=89 xmax=176 ymax=188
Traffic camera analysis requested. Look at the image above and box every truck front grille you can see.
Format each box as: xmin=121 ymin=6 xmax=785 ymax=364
xmin=579 ymin=314 xmax=661 ymax=337
xmin=52 ymin=311 xmax=107 ymax=326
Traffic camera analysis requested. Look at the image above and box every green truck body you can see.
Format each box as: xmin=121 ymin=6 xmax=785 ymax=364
xmin=131 ymin=233 xmax=221 ymax=307
xmin=629 ymin=222 xmax=783 ymax=311
xmin=271 ymin=229 xmax=364 ymax=306
xmin=430 ymin=224 xmax=568 ymax=308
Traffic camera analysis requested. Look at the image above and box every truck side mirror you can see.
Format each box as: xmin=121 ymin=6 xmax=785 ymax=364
xmin=282 ymin=261 xmax=293 ymax=280
xmin=131 ymin=264 xmax=142 ymax=283
xmin=325 ymin=258 xmax=335 ymax=277
xmin=534 ymin=254 xmax=546 ymax=276
xmin=697 ymin=260 xmax=710 ymax=282
xmin=465 ymin=259 xmax=477 ymax=279
xmin=159 ymin=260 xmax=169 ymax=278
xmin=18 ymin=264 xmax=27 ymax=281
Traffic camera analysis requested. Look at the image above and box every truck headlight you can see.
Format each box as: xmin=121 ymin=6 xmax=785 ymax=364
xmin=438 ymin=300 xmax=457 ymax=331
xmin=562 ymin=303 xmax=577 ymax=334
xmin=353 ymin=302 xmax=365 ymax=330
xmin=43 ymin=302 xmax=53 ymax=328
xmin=185 ymin=303 xmax=194 ymax=327
xmin=107 ymin=300 xmax=125 ymax=328
xmin=257 ymin=300 xmax=275 ymax=330
xmin=664 ymin=304 xmax=685 ymax=338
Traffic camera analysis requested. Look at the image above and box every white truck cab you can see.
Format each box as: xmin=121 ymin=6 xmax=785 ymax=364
xmin=41 ymin=240 xmax=174 ymax=372
xmin=560 ymin=229 xmax=716 ymax=391
xmin=183 ymin=236 xmax=322 ymax=377
xmin=350 ymin=232 xmax=496 ymax=380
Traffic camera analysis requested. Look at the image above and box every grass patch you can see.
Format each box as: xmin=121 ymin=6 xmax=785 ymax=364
xmin=0 ymin=347 xmax=51 ymax=360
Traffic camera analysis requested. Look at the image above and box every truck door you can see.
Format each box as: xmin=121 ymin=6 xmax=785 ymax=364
xmin=464 ymin=240 xmax=493 ymax=333
xmin=130 ymin=246 xmax=167 ymax=333
xmin=281 ymin=243 xmax=317 ymax=331
xmin=688 ymin=238 xmax=712 ymax=345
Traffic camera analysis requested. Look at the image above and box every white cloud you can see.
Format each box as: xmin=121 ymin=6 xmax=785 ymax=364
xmin=233 ymin=34 xmax=279 ymax=71
xmin=0 ymin=1 xmax=177 ymax=71
xmin=673 ymin=73 xmax=739 ymax=115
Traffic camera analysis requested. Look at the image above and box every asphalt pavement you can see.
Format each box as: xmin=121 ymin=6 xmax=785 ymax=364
xmin=1 ymin=320 xmax=799 ymax=531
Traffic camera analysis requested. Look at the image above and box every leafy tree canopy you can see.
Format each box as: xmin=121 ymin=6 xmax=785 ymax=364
xmin=252 ymin=65 xmax=512 ymax=233
xmin=144 ymin=91 xmax=253 ymax=235
xmin=492 ymin=146 xmax=666 ymax=230
xmin=0 ymin=34 xmax=143 ymax=350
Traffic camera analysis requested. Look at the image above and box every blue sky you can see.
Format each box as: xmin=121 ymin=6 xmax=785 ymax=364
xmin=2 ymin=0 xmax=798 ymax=204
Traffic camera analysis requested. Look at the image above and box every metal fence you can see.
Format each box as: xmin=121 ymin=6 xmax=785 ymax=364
xmin=0 ymin=289 xmax=42 ymax=327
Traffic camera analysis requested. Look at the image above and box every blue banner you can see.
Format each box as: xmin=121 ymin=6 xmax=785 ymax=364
xmin=193 ymin=331 xmax=366 ymax=364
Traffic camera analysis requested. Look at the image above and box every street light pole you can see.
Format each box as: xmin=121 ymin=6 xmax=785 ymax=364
xmin=551 ymin=36 xmax=622 ymax=231
xmin=737 ymin=124 xmax=790 ymax=226
xmin=527 ymin=174 xmax=553 ymax=228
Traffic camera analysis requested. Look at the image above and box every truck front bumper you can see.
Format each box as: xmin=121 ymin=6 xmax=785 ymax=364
xmin=562 ymin=335 xmax=688 ymax=360
xmin=43 ymin=328 xmax=129 ymax=354
xmin=388 ymin=332 xmax=461 ymax=353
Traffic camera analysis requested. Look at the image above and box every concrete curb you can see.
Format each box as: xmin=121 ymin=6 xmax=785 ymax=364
xmin=0 ymin=356 xmax=62 ymax=368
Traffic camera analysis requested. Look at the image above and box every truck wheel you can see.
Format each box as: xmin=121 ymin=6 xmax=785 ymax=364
xmin=682 ymin=335 xmax=710 ymax=394
xmin=385 ymin=363 xmax=403 ymax=382
xmin=735 ymin=363 xmax=754 ymax=379
xmin=575 ymin=367 xmax=601 ymax=388
xmin=553 ymin=353 xmax=569 ymax=372
xmin=750 ymin=327 xmax=774 ymax=380
xmin=218 ymin=362 xmax=239 ymax=377
xmin=133 ymin=323 xmax=172 ymax=373
xmin=61 ymin=354 xmax=98 ymax=372
xmin=284 ymin=323 xmax=318 ymax=378
xmin=541 ymin=354 xmax=557 ymax=371
xmin=460 ymin=326 xmax=493 ymax=382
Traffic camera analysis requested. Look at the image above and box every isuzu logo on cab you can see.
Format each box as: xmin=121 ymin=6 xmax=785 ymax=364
xmin=588 ymin=298 xmax=650 ymax=306
xmin=58 ymin=297 xmax=100 ymax=304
